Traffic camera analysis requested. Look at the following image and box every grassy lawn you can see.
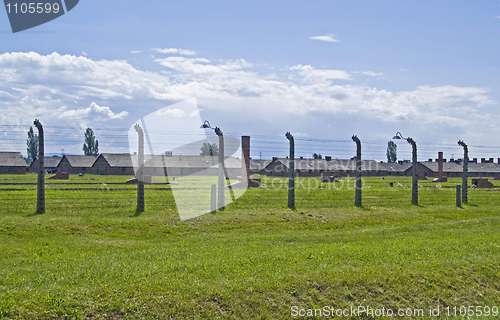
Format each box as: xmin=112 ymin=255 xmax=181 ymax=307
xmin=1 ymin=174 xmax=500 ymax=319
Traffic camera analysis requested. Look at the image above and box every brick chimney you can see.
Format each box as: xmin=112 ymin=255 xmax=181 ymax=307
xmin=489 ymin=158 xmax=494 ymax=163
xmin=481 ymin=158 xmax=486 ymax=163
xmin=428 ymin=159 xmax=433 ymax=162
xmin=241 ymin=136 xmax=250 ymax=184
xmin=472 ymin=158 xmax=477 ymax=163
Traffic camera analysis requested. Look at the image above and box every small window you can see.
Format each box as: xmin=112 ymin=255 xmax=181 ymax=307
xmin=122 ymin=167 xmax=126 ymax=172
xmin=82 ymin=168 xmax=86 ymax=172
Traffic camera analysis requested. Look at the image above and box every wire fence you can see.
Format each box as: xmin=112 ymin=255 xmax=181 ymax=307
xmin=2 ymin=124 xmax=500 ymax=160
xmin=2 ymin=124 xmax=500 ymax=215
xmin=1 ymin=174 xmax=500 ymax=216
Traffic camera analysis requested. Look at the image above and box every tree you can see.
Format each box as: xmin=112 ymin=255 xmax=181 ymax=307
xmin=200 ymin=142 xmax=219 ymax=156
xmin=313 ymin=153 xmax=322 ymax=159
xmin=26 ymin=126 xmax=38 ymax=163
xmin=387 ymin=141 xmax=397 ymax=163
xmin=83 ymin=128 xmax=99 ymax=156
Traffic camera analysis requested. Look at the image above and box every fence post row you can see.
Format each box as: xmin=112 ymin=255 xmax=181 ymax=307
xmin=26 ymin=128 xmax=484 ymax=211
xmin=134 ymin=124 xmax=145 ymax=213
xmin=352 ymin=135 xmax=362 ymax=207
xmin=285 ymin=132 xmax=295 ymax=209
xmin=34 ymin=119 xmax=45 ymax=214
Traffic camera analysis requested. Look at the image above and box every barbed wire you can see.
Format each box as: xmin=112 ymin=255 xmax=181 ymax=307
xmin=1 ymin=125 xmax=499 ymax=161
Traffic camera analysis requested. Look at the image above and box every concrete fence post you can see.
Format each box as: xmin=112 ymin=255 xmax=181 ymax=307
xmin=407 ymin=138 xmax=418 ymax=205
xmin=211 ymin=183 xmax=216 ymax=213
xmin=456 ymin=184 xmax=461 ymax=207
xmin=215 ymin=127 xmax=225 ymax=211
xmin=34 ymin=119 xmax=45 ymax=214
xmin=352 ymin=135 xmax=362 ymax=207
xmin=458 ymin=140 xmax=468 ymax=203
xmin=285 ymin=132 xmax=295 ymax=209
xmin=134 ymin=124 xmax=144 ymax=213
xmin=241 ymin=136 xmax=250 ymax=185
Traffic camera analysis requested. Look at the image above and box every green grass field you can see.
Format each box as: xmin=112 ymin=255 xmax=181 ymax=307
xmin=1 ymin=174 xmax=500 ymax=319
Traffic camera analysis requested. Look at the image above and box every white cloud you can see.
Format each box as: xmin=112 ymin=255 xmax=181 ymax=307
xmin=0 ymin=52 xmax=170 ymax=101
xmin=152 ymin=48 xmax=197 ymax=56
xmin=310 ymin=34 xmax=339 ymax=42
xmin=156 ymin=108 xmax=187 ymax=117
xmin=495 ymin=15 xmax=500 ymax=19
xmin=131 ymin=51 xmax=142 ymax=54
xmin=362 ymin=71 xmax=383 ymax=77
xmin=289 ymin=65 xmax=352 ymax=81
xmin=0 ymin=51 xmax=496 ymax=149
xmin=155 ymin=56 xmax=251 ymax=75
xmin=48 ymin=102 xmax=128 ymax=120
xmin=189 ymin=109 xmax=202 ymax=117
xmin=0 ymin=91 xmax=15 ymax=101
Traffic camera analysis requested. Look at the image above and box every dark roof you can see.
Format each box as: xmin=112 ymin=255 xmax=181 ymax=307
xmin=467 ymin=163 xmax=500 ymax=173
xmin=97 ymin=153 xmax=133 ymax=167
xmin=377 ymin=162 xmax=413 ymax=173
xmin=0 ymin=152 xmax=26 ymax=167
xmin=96 ymin=153 xmax=241 ymax=169
xmin=31 ymin=156 xmax=63 ymax=168
xmin=29 ymin=156 xmax=62 ymax=169
xmin=44 ymin=156 xmax=63 ymax=168
xmin=163 ymin=155 xmax=241 ymax=169
xmin=249 ymin=159 xmax=272 ymax=171
xmin=269 ymin=158 xmax=383 ymax=172
xmin=419 ymin=161 xmax=463 ymax=173
xmin=403 ymin=161 xmax=500 ymax=174
xmin=62 ymin=155 xmax=98 ymax=168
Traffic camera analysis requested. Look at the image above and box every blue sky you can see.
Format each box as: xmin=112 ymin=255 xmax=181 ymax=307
xmin=1 ymin=0 xmax=500 ymax=161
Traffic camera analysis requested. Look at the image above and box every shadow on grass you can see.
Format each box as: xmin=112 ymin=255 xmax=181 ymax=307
xmin=130 ymin=209 xmax=144 ymax=217
xmin=465 ymin=203 xmax=478 ymax=207
xmin=25 ymin=212 xmax=44 ymax=217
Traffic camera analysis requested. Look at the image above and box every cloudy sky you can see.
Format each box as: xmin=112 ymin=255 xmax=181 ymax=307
xmin=1 ymin=0 xmax=500 ymax=161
